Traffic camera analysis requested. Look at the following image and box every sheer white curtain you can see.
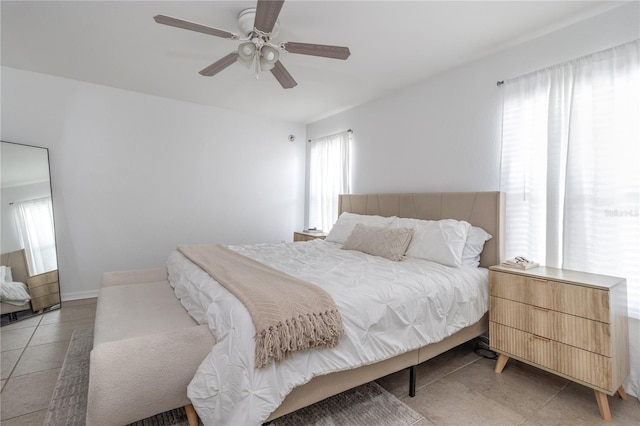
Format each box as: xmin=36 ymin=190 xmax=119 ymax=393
xmin=14 ymin=196 xmax=58 ymax=275
xmin=308 ymin=130 xmax=351 ymax=232
xmin=500 ymin=40 xmax=640 ymax=397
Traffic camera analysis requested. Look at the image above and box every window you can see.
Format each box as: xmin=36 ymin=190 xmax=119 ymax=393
xmin=14 ymin=196 xmax=58 ymax=275
xmin=308 ymin=130 xmax=352 ymax=232
xmin=500 ymin=40 xmax=639 ymax=397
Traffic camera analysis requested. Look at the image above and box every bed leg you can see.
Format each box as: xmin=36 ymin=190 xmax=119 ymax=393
xmin=185 ymin=404 xmax=199 ymax=426
xmin=409 ymin=365 xmax=416 ymax=397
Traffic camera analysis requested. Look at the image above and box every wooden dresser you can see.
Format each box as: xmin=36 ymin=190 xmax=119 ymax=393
xmin=26 ymin=269 xmax=60 ymax=312
xmin=489 ymin=265 xmax=629 ymax=421
xmin=293 ymin=231 xmax=327 ymax=242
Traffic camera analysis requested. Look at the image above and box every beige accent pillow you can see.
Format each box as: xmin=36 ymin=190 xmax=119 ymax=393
xmin=342 ymin=224 xmax=414 ymax=261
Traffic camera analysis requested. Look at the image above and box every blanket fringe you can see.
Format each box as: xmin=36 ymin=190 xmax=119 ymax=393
xmin=254 ymin=309 xmax=344 ymax=368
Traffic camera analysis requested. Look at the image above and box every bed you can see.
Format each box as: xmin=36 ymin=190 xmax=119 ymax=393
xmin=169 ymin=191 xmax=505 ymax=425
xmin=1 ymin=249 xmax=32 ymax=317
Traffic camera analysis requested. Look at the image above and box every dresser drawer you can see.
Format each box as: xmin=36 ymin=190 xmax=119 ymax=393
xmin=489 ymin=271 xmax=609 ymax=322
xmin=27 ymin=270 xmax=59 ymax=287
xmin=554 ymin=282 xmax=609 ymax=322
xmin=29 ymin=281 xmax=59 ymax=299
xmin=490 ymin=297 xmax=611 ymax=356
xmin=490 ymin=271 xmax=553 ymax=308
xmin=490 ymin=323 xmax=613 ymax=392
xmin=31 ymin=293 xmax=61 ymax=312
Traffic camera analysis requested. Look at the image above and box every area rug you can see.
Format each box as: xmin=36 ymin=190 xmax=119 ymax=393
xmin=44 ymin=327 xmax=425 ymax=426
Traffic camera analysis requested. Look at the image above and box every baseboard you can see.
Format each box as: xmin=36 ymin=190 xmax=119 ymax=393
xmin=61 ymin=289 xmax=99 ymax=301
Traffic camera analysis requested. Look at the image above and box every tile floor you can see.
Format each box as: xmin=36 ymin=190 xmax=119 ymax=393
xmin=1 ymin=298 xmax=639 ymax=425
xmin=376 ymin=343 xmax=640 ymax=425
xmin=1 ymin=298 xmax=96 ymax=425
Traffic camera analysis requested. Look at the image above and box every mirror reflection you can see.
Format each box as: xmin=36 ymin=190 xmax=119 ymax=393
xmin=1 ymin=141 xmax=60 ymax=325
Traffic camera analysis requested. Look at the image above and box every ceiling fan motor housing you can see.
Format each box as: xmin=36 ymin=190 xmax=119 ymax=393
xmin=238 ymin=8 xmax=279 ymax=38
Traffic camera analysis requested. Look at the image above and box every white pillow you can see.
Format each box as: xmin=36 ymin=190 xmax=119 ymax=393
xmin=325 ymin=212 xmax=394 ymax=244
xmin=393 ymin=218 xmax=471 ymax=267
xmin=0 ymin=265 xmax=13 ymax=283
xmin=462 ymin=226 xmax=493 ymax=268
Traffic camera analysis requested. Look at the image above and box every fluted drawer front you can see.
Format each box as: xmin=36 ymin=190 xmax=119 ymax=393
xmin=26 ymin=270 xmax=58 ymax=287
xmin=31 ymin=293 xmax=60 ymax=312
xmin=490 ymin=271 xmax=553 ymax=308
xmin=490 ymin=323 xmax=613 ymax=392
xmin=553 ymin=282 xmax=609 ymax=322
xmin=29 ymin=282 xmax=59 ymax=299
xmin=489 ymin=271 xmax=609 ymax=322
xmin=490 ymin=297 xmax=611 ymax=356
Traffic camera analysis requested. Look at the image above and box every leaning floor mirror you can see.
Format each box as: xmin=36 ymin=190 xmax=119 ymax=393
xmin=1 ymin=141 xmax=61 ymax=325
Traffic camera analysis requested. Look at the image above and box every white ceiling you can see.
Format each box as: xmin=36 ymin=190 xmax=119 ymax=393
xmin=1 ymin=1 xmax=626 ymax=124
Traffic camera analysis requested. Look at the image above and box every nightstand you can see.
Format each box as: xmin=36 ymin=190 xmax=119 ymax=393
xmin=293 ymin=231 xmax=327 ymax=242
xmin=26 ymin=269 xmax=60 ymax=312
xmin=489 ymin=265 xmax=629 ymax=421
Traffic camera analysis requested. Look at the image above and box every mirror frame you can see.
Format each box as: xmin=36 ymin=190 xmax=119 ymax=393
xmin=1 ymin=140 xmax=61 ymax=325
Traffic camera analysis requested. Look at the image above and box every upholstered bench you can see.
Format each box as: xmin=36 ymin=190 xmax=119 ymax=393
xmin=86 ymin=267 xmax=215 ymax=426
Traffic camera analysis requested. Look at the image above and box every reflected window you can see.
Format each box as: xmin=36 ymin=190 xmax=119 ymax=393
xmin=13 ymin=196 xmax=57 ymax=275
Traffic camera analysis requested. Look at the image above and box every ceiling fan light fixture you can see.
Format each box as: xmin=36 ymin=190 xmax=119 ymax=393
xmin=238 ymin=41 xmax=256 ymax=60
xmin=259 ymin=58 xmax=276 ymax=71
xmin=261 ymin=45 xmax=279 ymax=63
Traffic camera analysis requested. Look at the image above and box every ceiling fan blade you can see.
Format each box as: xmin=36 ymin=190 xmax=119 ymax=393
xmin=154 ymin=15 xmax=238 ymax=39
xmin=270 ymin=61 xmax=297 ymax=89
xmin=254 ymin=0 xmax=285 ymax=33
xmin=282 ymin=42 xmax=351 ymax=60
xmin=199 ymin=52 xmax=239 ymax=76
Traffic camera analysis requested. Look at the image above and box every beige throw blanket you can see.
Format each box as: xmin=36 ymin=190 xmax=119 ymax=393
xmin=178 ymin=244 xmax=344 ymax=368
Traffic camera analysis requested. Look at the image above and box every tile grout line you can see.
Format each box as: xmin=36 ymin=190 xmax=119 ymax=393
xmin=516 ymin=380 xmax=569 ymax=425
xmin=0 ymin=302 xmax=95 ymax=412
xmin=5 ymin=310 xmax=97 ymax=385
xmin=416 ymin=355 xmax=484 ymax=391
xmin=1 ymin=314 xmax=43 ymax=393
xmin=0 ymin=313 xmax=74 ymax=422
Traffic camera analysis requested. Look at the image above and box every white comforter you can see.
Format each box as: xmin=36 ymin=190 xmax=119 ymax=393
xmin=0 ymin=281 xmax=31 ymax=306
xmin=167 ymin=240 xmax=489 ymax=425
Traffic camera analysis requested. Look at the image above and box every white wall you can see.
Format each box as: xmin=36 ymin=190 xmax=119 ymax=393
xmin=1 ymin=68 xmax=306 ymax=299
xmin=306 ymin=2 xmax=639 ymax=199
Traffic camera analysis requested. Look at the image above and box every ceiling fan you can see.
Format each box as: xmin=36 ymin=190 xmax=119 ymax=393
xmin=154 ymin=0 xmax=351 ymax=89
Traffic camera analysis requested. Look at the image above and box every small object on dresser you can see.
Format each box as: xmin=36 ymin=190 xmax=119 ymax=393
xmin=501 ymin=256 xmax=539 ymax=269
xmin=303 ymin=227 xmax=323 ymax=233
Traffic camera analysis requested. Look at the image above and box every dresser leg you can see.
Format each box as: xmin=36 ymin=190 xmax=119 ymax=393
xmin=494 ymin=354 xmax=509 ymax=373
xmin=617 ymin=385 xmax=628 ymax=400
xmin=185 ymin=404 xmax=199 ymax=426
xmin=594 ymin=390 xmax=612 ymax=421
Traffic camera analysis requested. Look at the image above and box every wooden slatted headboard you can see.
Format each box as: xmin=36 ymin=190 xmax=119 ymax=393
xmin=338 ymin=192 xmax=505 ymax=268
xmin=1 ymin=249 xmax=29 ymax=283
